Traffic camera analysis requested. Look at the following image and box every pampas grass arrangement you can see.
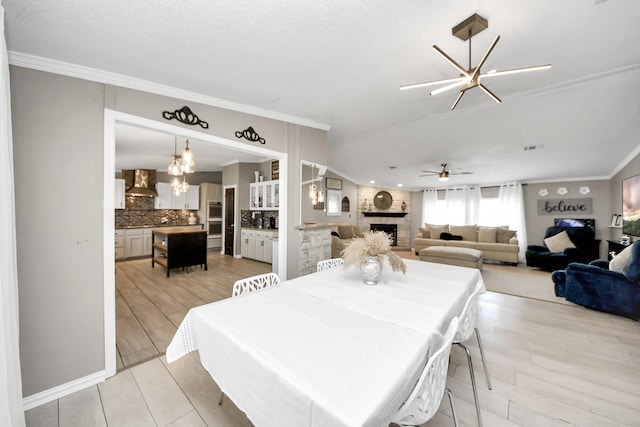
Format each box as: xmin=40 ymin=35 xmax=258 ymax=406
xmin=342 ymin=231 xmax=407 ymax=273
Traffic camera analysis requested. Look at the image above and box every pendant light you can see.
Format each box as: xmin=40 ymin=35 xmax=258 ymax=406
xmin=181 ymin=139 xmax=195 ymax=173
xmin=168 ymin=137 xmax=183 ymax=176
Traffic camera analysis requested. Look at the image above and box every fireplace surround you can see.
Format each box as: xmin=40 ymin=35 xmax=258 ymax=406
xmin=370 ymin=224 xmax=398 ymax=246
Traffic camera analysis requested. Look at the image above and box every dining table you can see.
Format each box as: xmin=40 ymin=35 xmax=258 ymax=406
xmin=166 ymin=259 xmax=485 ymax=427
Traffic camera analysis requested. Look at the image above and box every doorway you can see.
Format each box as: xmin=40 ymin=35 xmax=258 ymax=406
xmin=104 ymin=109 xmax=288 ymax=377
xmin=224 ymin=187 xmax=235 ymax=256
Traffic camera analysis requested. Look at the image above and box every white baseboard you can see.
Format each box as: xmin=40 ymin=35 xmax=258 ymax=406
xmin=23 ymin=370 xmax=106 ymax=411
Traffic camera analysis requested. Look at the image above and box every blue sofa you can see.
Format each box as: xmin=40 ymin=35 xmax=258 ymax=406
xmin=552 ymin=241 xmax=640 ymax=320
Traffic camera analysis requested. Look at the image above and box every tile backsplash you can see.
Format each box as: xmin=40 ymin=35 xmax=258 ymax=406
xmin=115 ymin=196 xmax=195 ymax=228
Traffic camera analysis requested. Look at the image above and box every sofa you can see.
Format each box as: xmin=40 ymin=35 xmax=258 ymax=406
xmin=552 ymin=241 xmax=640 ymax=320
xmin=331 ymin=224 xmax=366 ymax=258
xmin=526 ymin=226 xmax=600 ymax=272
xmin=413 ymin=223 xmax=519 ymax=265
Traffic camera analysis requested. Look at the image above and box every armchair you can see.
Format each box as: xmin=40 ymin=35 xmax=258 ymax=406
xmin=551 ymin=242 xmax=640 ymax=320
xmin=526 ymin=226 xmax=600 ymax=271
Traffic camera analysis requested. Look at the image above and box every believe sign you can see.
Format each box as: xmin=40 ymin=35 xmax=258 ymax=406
xmin=537 ymin=198 xmax=593 ymax=215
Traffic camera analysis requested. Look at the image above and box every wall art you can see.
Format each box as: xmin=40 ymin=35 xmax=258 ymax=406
xmin=162 ymin=106 xmax=209 ymax=129
xmin=235 ymin=126 xmax=266 ymax=144
xmin=537 ymin=198 xmax=593 ymax=215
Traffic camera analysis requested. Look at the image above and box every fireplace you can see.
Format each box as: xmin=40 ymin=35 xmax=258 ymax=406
xmin=370 ymin=224 xmax=398 ymax=246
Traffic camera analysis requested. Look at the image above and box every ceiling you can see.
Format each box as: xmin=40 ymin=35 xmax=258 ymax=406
xmin=4 ymin=0 xmax=640 ymax=189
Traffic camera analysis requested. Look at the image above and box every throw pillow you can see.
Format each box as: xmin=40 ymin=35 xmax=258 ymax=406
xmin=450 ymin=225 xmax=478 ymax=242
xmin=337 ymin=225 xmax=355 ymax=239
xmin=496 ymin=227 xmax=517 ymax=244
xmin=544 ymin=230 xmax=576 ymax=253
xmin=330 ymin=231 xmax=340 ymax=237
xmin=419 ymin=227 xmax=429 ymax=238
xmin=478 ymin=227 xmax=497 ymax=243
xmin=610 ymin=243 xmax=633 ymax=273
xmin=353 ymin=225 xmax=365 ymax=238
xmin=425 ymin=223 xmax=449 ymax=232
xmin=428 ymin=226 xmax=445 ymax=239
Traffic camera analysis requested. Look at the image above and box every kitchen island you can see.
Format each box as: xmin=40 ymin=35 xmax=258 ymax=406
xmin=151 ymin=228 xmax=208 ymax=277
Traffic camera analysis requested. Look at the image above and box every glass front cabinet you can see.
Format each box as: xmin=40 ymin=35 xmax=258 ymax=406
xmin=250 ymin=180 xmax=279 ymax=210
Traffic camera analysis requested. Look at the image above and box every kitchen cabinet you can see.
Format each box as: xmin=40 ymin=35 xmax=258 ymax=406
xmin=114 ymin=178 xmax=125 ymax=209
xmin=155 ymin=182 xmax=200 ymax=210
xmin=241 ymin=228 xmax=277 ymax=263
xmin=200 ymin=182 xmax=222 ymax=203
xmin=124 ymin=229 xmax=144 ymax=258
xmin=115 ymin=229 xmax=125 ymax=259
xmin=183 ymin=185 xmax=200 ymax=209
xmin=250 ymin=180 xmax=279 ymax=210
xmin=155 ymin=182 xmax=173 ymax=209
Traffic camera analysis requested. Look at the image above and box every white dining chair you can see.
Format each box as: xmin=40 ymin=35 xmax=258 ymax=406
xmin=391 ymin=316 xmax=460 ymax=427
xmin=219 ymin=272 xmax=281 ymax=405
xmin=317 ymin=258 xmax=344 ymax=271
xmin=231 ymin=272 xmax=281 ymax=297
xmin=453 ymin=281 xmax=491 ymax=427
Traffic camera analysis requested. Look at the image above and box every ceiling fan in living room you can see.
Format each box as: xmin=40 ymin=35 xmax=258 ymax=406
xmin=420 ymin=163 xmax=474 ymax=182
xmin=400 ymin=13 xmax=551 ymax=110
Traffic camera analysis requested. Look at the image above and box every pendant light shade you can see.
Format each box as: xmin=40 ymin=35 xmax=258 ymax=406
xmin=181 ymin=139 xmax=195 ymax=173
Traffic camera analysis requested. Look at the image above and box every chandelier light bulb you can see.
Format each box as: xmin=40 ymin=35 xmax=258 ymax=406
xmin=181 ymin=139 xmax=195 ymax=173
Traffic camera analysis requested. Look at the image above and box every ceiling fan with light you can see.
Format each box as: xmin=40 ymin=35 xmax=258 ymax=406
xmin=401 ymin=13 xmax=551 ymax=110
xmin=420 ymin=163 xmax=474 ymax=182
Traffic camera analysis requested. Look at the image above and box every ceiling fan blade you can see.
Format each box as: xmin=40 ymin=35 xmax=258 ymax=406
xmin=419 ymin=173 xmax=438 ymax=177
xmin=432 ymin=45 xmax=470 ymax=77
xmin=480 ymin=64 xmax=552 ymax=79
xmin=400 ymin=76 xmax=466 ymax=91
xmin=430 ymin=79 xmax=467 ymax=96
xmin=478 ymin=84 xmax=501 ymax=104
xmin=451 ymin=90 xmax=466 ymax=110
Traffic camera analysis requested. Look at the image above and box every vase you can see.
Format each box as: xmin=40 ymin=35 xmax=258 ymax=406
xmin=360 ymin=256 xmax=381 ymax=285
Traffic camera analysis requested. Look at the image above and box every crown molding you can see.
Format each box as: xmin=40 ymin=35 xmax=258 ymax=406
xmin=8 ymin=51 xmax=331 ymax=131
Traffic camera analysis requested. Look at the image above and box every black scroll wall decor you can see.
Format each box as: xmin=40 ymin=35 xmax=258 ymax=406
xmin=235 ymin=126 xmax=266 ymax=144
xmin=162 ymin=106 xmax=209 ymax=129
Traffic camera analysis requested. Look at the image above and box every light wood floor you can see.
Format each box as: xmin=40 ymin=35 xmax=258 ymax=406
xmin=25 ymin=255 xmax=640 ymax=427
xmin=115 ymin=252 xmax=272 ymax=369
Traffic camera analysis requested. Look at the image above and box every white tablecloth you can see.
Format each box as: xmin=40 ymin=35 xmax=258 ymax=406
xmin=167 ymin=259 xmax=484 ymax=427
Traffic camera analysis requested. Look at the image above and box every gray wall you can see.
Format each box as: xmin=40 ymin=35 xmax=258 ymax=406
xmin=523 ymin=180 xmax=612 ymax=259
xmin=11 ymin=65 xmax=328 ymax=398
xmin=12 ymin=68 xmax=106 ymax=396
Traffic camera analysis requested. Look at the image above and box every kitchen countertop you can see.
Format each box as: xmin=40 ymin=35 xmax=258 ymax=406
xmin=116 ymin=224 xmax=204 ymax=230
xmin=241 ymin=226 xmax=279 ymax=231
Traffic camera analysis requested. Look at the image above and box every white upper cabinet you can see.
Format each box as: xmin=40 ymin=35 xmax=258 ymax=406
xmin=250 ymin=180 xmax=279 ymax=210
xmin=114 ymin=178 xmax=125 ymax=209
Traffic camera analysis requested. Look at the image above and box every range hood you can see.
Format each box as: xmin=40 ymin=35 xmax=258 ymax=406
xmin=124 ymin=169 xmax=158 ymax=197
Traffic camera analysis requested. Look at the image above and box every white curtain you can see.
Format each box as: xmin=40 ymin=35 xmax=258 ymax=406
xmin=0 ymin=4 xmax=25 ymax=426
xmin=499 ymin=182 xmax=528 ymax=263
xmin=445 ymin=186 xmax=480 ymax=225
xmin=421 ymin=189 xmax=439 ymax=225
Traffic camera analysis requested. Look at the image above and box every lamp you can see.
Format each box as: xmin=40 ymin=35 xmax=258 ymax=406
xmin=181 ymin=139 xmax=195 ymax=173
xmin=438 ymin=171 xmax=449 ymax=181
xmin=308 ymin=165 xmax=325 ymax=207
xmin=167 ymin=137 xmax=196 ymax=176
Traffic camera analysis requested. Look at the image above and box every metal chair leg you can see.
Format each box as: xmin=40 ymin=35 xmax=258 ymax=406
xmin=455 ymin=342 xmax=483 ymax=427
xmin=474 ymin=328 xmax=492 ymax=390
xmin=445 ymin=388 xmax=459 ymax=427
xmin=218 ymin=392 xmax=224 ymax=406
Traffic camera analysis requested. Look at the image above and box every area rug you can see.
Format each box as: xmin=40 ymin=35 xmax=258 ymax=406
xmin=396 ymin=251 xmax=571 ymax=305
